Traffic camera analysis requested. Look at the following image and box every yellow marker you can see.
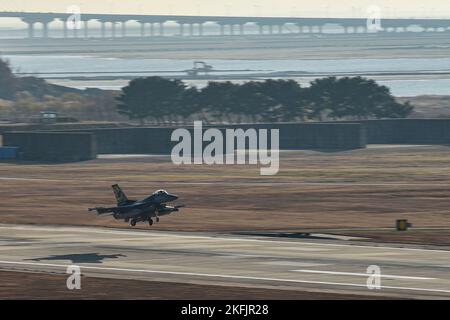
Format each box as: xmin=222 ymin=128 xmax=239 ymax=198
xmin=396 ymin=219 xmax=409 ymax=231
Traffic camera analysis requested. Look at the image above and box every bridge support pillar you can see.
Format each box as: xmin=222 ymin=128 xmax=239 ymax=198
xmin=230 ymin=25 xmax=234 ymax=36
xmin=159 ymin=22 xmax=165 ymax=36
xmin=179 ymin=23 xmax=184 ymax=36
xmin=220 ymin=24 xmax=225 ymax=36
xmin=63 ymin=22 xmax=68 ymax=38
xmin=111 ymin=22 xmax=116 ymax=38
xmin=84 ymin=21 xmax=88 ymax=38
xmin=101 ymin=22 xmax=106 ymax=38
xmin=43 ymin=22 xmax=49 ymax=38
xmin=140 ymin=23 xmax=145 ymax=37
xmin=199 ymin=23 xmax=204 ymax=36
xmin=239 ymin=24 xmax=244 ymax=35
xmin=26 ymin=22 xmax=35 ymax=38
xmin=121 ymin=22 xmax=126 ymax=37
xmin=259 ymin=25 xmax=263 ymax=35
xmin=189 ymin=23 xmax=194 ymax=36
xmin=269 ymin=25 xmax=273 ymax=34
xmin=150 ymin=23 xmax=155 ymax=36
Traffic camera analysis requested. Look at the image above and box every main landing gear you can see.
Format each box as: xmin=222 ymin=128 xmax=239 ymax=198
xmin=148 ymin=217 xmax=159 ymax=226
xmin=129 ymin=218 xmax=159 ymax=227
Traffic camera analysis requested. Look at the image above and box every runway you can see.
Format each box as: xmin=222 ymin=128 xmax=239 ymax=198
xmin=1 ymin=224 xmax=450 ymax=299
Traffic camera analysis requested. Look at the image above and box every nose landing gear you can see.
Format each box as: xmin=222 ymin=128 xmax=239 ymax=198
xmin=149 ymin=219 xmax=153 ymax=226
xmin=130 ymin=220 xmax=136 ymax=227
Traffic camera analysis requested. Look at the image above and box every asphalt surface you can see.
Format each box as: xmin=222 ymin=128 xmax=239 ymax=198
xmin=0 ymin=224 xmax=450 ymax=299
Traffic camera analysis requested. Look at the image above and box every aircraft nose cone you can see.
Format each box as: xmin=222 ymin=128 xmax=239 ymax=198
xmin=171 ymin=194 xmax=179 ymax=201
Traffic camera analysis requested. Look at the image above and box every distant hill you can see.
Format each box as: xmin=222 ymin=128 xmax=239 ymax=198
xmin=15 ymin=76 xmax=84 ymax=99
xmin=1 ymin=58 xmax=108 ymax=101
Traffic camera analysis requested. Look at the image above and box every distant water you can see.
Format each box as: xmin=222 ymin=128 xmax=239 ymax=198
xmin=4 ymin=54 xmax=450 ymax=96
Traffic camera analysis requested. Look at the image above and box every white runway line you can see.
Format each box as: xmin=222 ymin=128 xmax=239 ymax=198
xmin=291 ymin=269 xmax=436 ymax=280
xmin=261 ymin=261 xmax=331 ymax=267
xmin=0 ymin=177 xmax=63 ymax=182
xmin=0 ymin=260 xmax=450 ymax=295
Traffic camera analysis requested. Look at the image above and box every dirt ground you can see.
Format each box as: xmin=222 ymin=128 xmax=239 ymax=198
xmin=1 ymin=145 xmax=450 ymax=246
xmin=0 ymin=270 xmax=381 ymax=300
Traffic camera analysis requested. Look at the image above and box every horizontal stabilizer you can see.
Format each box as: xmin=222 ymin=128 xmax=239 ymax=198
xmin=88 ymin=207 xmax=114 ymax=215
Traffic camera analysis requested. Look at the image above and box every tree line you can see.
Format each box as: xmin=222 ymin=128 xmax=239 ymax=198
xmin=1 ymin=58 xmax=414 ymax=124
xmin=116 ymin=76 xmax=414 ymax=124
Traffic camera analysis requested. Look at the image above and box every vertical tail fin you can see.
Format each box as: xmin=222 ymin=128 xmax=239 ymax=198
xmin=112 ymin=184 xmax=128 ymax=205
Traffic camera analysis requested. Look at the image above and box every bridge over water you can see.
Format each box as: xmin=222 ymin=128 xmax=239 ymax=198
xmin=1 ymin=11 xmax=449 ymax=38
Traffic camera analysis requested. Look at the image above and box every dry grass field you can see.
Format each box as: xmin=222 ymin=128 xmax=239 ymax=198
xmin=1 ymin=145 xmax=450 ymax=246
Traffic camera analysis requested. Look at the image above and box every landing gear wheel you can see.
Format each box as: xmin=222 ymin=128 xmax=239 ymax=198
xmin=130 ymin=220 xmax=136 ymax=227
xmin=156 ymin=217 xmax=160 ymax=223
xmin=149 ymin=219 xmax=154 ymax=226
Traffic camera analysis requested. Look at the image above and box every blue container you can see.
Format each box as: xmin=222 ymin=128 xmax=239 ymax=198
xmin=0 ymin=147 xmax=19 ymax=160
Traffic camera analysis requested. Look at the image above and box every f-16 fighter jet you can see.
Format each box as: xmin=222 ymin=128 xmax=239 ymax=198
xmin=89 ymin=184 xmax=183 ymax=227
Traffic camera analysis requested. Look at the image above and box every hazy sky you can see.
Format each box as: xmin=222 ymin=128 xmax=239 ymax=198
xmin=1 ymin=0 xmax=450 ymax=18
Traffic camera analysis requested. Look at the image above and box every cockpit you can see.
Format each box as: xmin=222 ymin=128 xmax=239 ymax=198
xmin=145 ymin=189 xmax=177 ymax=203
xmin=153 ymin=190 xmax=168 ymax=195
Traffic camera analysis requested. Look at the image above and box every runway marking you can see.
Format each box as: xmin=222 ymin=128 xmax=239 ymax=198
xmin=1 ymin=224 xmax=449 ymax=254
xmin=261 ymin=261 xmax=331 ymax=267
xmin=291 ymin=269 xmax=436 ymax=280
xmin=0 ymin=260 xmax=449 ymax=295
xmin=0 ymin=177 xmax=63 ymax=182
xmin=274 ymin=247 xmax=332 ymax=252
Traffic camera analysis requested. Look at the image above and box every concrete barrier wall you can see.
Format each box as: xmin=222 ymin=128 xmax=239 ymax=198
xmin=221 ymin=123 xmax=366 ymax=150
xmin=2 ymin=132 xmax=97 ymax=162
xmin=0 ymin=122 xmax=366 ymax=158
xmin=59 ymin=123 xmax=365 ymax=154
xmin=5 ymin=118 xmax=450 ymax=147
xmin=359 ymin=119 xmax=450 ymax=144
